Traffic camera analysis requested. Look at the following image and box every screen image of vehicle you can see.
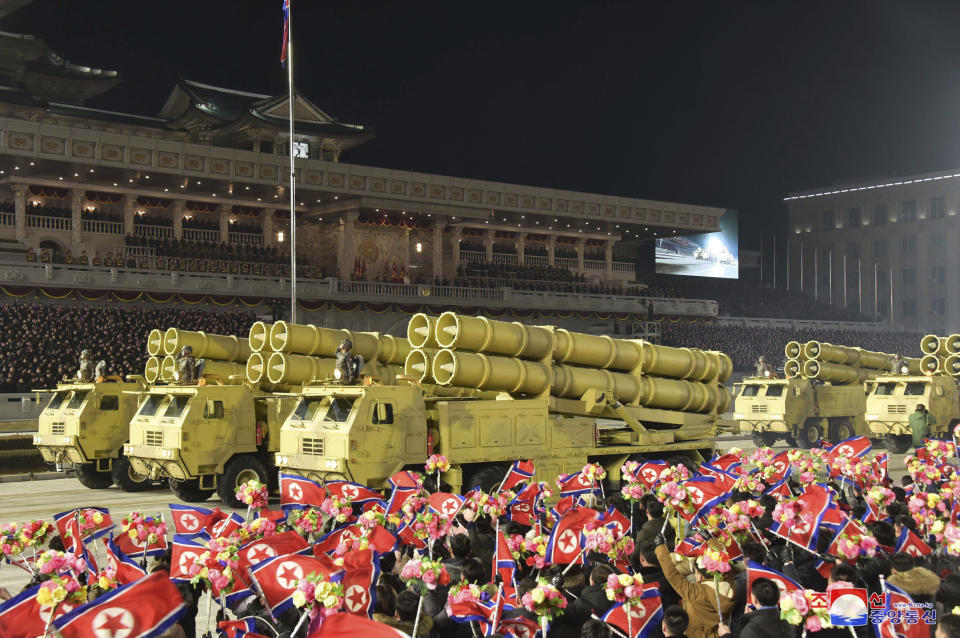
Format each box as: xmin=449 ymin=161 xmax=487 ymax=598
xmin=654 ymin=209 xmax=739 ymax=279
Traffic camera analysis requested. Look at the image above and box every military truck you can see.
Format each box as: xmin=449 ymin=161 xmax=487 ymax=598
xmin=735 ymin=341 xmax=908 ymax=448
xmin=864 ymin=334 xmax=960 ymax=452
xmin=33 ymin=377 xmax=152 ymax=491
xmin=274 ymin=312 xmax=730 ymax=492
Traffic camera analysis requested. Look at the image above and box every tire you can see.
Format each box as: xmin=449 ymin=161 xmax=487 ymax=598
xmin=112 ymin=455 xmax=151 ymax=492
xmin=467 ymin=465 xmax=508 ymax=492
xmin=75 ymin=463 xmax=114 ymax=489
xmin=785 ymin=436 xmax=798 ymax=447
xmin=886 ymin=435 xmax=913 ymax=454
xmin=169 ymin=478 xmax=215 ymax=503
xmin=218 ymin=455 xmax=269 ymax=508
xmin=830 ymin=420 xmax=854 ymax=442
xmin=797 ymin=421 xmax=821 ymax=449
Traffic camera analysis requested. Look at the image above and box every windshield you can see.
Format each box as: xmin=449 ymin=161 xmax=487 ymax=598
xmin=65 ymin=390 xmax=89 ymax=410
xmin=326 ymin=397 xmax=355 ymax=422
xmin=740 ymin=385 xmax=761 ymax=397
xmin=904 ymin=382 xmax=927 ymax=396
xmin=137 ymin=394 xmax=166 ymax=417
xmin=764 ymin=385 xmax=785 ymax=397
xmin=44 ymin=391 xmax=70 ymax=412
xmin=163 ymin=396 xmax=190 ymax=418
xmin=873 ymin=383 xmax=896 ymax=396
xmin=293 ymin=397 xmax=326 ymax=421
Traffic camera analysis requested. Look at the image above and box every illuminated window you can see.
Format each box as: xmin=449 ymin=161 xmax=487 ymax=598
xmin=277 ymin=231 xmax=285 ymax=242
xmin=292 ymin=142 xmax=309 ymax=158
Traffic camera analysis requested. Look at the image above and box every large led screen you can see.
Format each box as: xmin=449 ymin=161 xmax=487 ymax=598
xmin=654 ymin=209 xmax=738 ymax=279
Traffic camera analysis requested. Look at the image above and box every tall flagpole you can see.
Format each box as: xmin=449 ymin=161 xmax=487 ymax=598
xmin=286 ymin=0 xmax=298 ymax=323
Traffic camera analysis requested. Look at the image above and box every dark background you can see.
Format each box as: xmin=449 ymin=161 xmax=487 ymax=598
xmin=7 ymin=1 xmax=960 ymax=253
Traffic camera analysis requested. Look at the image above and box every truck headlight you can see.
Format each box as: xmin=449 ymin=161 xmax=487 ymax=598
xmin=33 ymin=436 xmax=40 ymax=444
xmin=769 ymin=414 xmax=783 ymax=420
xmin=325 ymin=459 xmax=338 ymax=469
xmin=734 ymin=413 xmax=745 ymax=419
xmin=62 ymin=437 xmax=71 ymax=444
xmin=866 ymin=414 xmax=879 ymax=421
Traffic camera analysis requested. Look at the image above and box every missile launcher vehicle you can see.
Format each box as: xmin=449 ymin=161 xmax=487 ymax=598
xmin=275 ymin=312 xmax=731 ymax=492
xmin=865 ymin=334 xmax=960 ymax=452
xmin=736 ymin=341 xmax=913 ymax=448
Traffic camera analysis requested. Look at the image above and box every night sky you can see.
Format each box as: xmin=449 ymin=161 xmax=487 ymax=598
xmin=6 ymin=1 xmax=960 ymax=250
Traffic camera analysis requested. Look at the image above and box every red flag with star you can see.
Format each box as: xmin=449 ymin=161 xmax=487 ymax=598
xmin=340 ymin=549 xmax=380 ymax=618
xmin=545 ymin=507 xmax=599 ymax=565
xmin=250 ymin=554 xmax=344 ymax=615
xmin=238 ymin=530 xmax=309 ymax=576
xmin=280 ymin=473 xmax=327 ymax=509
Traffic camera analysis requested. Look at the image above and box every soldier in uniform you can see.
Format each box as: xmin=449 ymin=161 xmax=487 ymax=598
xmin=335 ymin=339 xmax=363 ymax=384
xmin=175 ymin=345 xmax=205 ymax=384
xmin=754 ymin=356 xmax=770 ymax=377
xmin=76 ymin=349 xmax=106 ymax=381
xmin=890 ymin=353 xmax=904 ymax=374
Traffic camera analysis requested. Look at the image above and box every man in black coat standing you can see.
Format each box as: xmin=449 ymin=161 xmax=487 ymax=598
xmin=738 ymin=578 xmax=798 ymax=638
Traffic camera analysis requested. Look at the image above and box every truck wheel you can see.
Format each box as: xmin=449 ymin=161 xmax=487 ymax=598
xmin=112 ymin=456 xmax=150 ymax=492
xmin=75 ymin=463 xmax=114 ymax=489
xmin=467 ymin=466 xmax=508 ymax=492
xmin=169 ymin=478 xmax=215 ymax=503
xmin=886 ymin=435 xmax=913 ymax=454
xmin=830 ymin=420 xmax=854 ymax=442
xmin=751 ymin=432 xmax=778 ymax=447
xmin=785 ymin=436 xmax=798 ymax=447
xmin=797 ymin=422 xmax=821 ymax=449
xmin=218 ymin=456 xmax=269 ymax=509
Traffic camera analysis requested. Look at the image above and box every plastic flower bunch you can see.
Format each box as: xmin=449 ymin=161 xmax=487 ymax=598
xmin=411 ymin=510 xmax=451 ymax=542
xmin=506 ymin=533 xmax=525 ymax=562
xmin=583 ymin=522 xmax=634 ymax=563
xmin=723 ymin=500 xmax=764 ymax=534
xmin=748 ymin=447 xmax=776 ymax=469
xmin=120 ymin=512 xmax=167 ymax=546
xmin=63 ymin=509 xmax=107 ymax=545
xmin=234 ymin=516 xmax=277 ymax=543
xmin=865 ymin=485 xmax=896 ymax=509
xmin=786 ymin=450 xmax=822 ymax=485
xmin=235 ymin=478 xmax=270 ymax=511
xmin=582 ymin=462 xmax=607 ymax=484
xmin=658 ymin=464 xmax=691 ymax=484
xmin=834 ymin=530 xmax=879 ymax=560
xmin=943 ymin=523 xmax=960 ymax=556
xmin=319 ymin=494 xmax=354 ymax=524
xmin=357 ymin=506 xmax=387 ymax=531
xmin=905 ymin=456 xmax=942 ymax=486
xmin=771 ymin=499 xmax=813 ymax=532
xmin=288 ymin=508 xmax=323 ymax=537
xmin=925 ymin=438 xmax=956 ymax=460
xmin=0 ymin=522 xmax=23 ymax=556
xmin=188 ymin=536 xmax=240 ymax=593
xmin=424 ymin=454 xmax=450 ymax=474
xmin=621 ymin=460 xmax=641 ymax=483
xmin=292 ymin=571 xmax=345 ymax=618
xmin=15 ymin=520 xmax=51 ymax=550
xmin=400 ymin=554 xmax=451 ymax=594
xmin=95 ymin=567 xmax=119 ymax=590
xmin=620 ymin=461 xmax=646 ymax=502
xmin=696 ymin=538 xmax=732 ymax=574
xmin=522 ymin=530 xmax=550 ymax=569
xmin=832 ymin=456 xmax=876 ymax=487
xmin=521 ymin=578 xmax=568 ymax=622
xmin=36 ymin=571 xmax=87 ymax=610
xmin=333 ymin=529 xmax=376 ymax=556
xmin=731 ymin=474 xmax=765 ymax=496
xmin=37 ymin=550 xmax=86 ymax=576
xmin=394 ymin=494 xmax=428 ymax=525
xmin=907 ymin=492 xmax=947 ymax=532
xmin=448 ymin=581 xmax=486 ymax=605
xmin=604 ymin=572 xmax=646 ymax=606
xmin=468 ymin=490 xmax=514 ymax=519
xmin=779 ymin=589 xmax=832 ymax=633
xmin=655 ymin=481 xmax=695 ymax=518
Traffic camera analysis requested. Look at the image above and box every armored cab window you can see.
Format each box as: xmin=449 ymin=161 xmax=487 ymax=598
xmin=872 ymin=383 xmax=895 ymax=396
xmin=99 ymin=396 xmax=119 ymax=411
xmin=293 ymin=397 xmax=326 ymax=421
xmin=372 ymin=402 xmax=394 ymax=424
xmin=163 ymin=396 xmax=190 ymax=418
xmin=326 ymin=397 xmax=355 ymax=423
xmin=740 ymin=385 xmax=761 ymax=397
xmin=45 ymin=391 xmax=70 ymax=412
xmin=203 ymin=400 xmax=224 ymax=419
xmin=904 ymin=382 xmax=926 ymax=396
xmin=764 ymin=385 xmax=784 ymax=397
xmin=66 ymin=391 xmax=89 ymax=410
xmin=137 ymin=394 xmax=166 ymax=416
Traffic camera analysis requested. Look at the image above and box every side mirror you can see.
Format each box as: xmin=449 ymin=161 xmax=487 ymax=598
xmin=206 ymin=400 xmax=217 ymax=418
xmin=376 ymin=402 xmax=390 ymax=423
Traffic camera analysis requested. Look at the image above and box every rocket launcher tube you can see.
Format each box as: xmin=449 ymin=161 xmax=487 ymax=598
xmin=803 ymin=341 xmax=893 ymax=370
xmin=246 ymin=352 xmax=267 ymax=384
xmin=434 ymin=312 xmax=554 ymax=359
xmin=634 ymin=341 xmax=732 ymax=382
xmin=161 ymin=355 xmax=244 ymax=382
xmin=377 ymin=335 xmax=412 ymax=365
xmin=944 ymin=355 xmax=960 ymax=377
xmin=783 ymin=359 xmax=803 ymax=378
xmin=144 ymin=356 xmax=161 ymax=383
xmin=784 ymin=341 xmax=804 ymax=360
xmin=921 ymin=334 xmax=946 ymax=356
xmin=404 ymin=348 xmax=438 ymax=383
xmin=432 ymin=349 xmax=552 ymax=394
xmin=945 ymin=335 xmax=960 ymax=355
xmin=407 ymin=313 xmax=441 ymax=349
xmin=163 ymin=328 xmax=251 ymax=362
xmin=147 ymin=329 xmax=166 ymax=356
xmin=266 ymin=352 xmax=337 ymax=385
xmin=920 ymin=355 xmax=942 ymax=375
xmin=268 ymin=322 xmax=379 ymax=360
xmin=802 ymin=359 xmax=875 ymax=384
xmin=248 ymin=322 xmax=272 ymax=353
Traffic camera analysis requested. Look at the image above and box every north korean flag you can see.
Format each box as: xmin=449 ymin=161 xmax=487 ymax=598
xmin=508 ymin=482 xmax=546 ymax=527
xmin=325 ymin=480 xmax=383 ymax=504
xmin=555 ymin=471 xmax=597 ymax=497
xmin=598 ymin=505 xmax=632 ymax=537
xmin=545 ymin=507 xmax=599 ymax=565
xmin=340 ymin=549 xmax=380 ymax=618
xmin=238 ymin=530 xmax=309 ymax=576
xmin=601 ymin=584 xmax=663 ymax=638
xmin=709 ymin=453 xmax=743 ymax=473
xmin=112 ymin=526 xmax=168 ymax=560
xmin=169 ymin=534 xmax=206 ymax=582
xmin=104 ymin=536 xmax=148 ymax=585
xmin=494 ymin=528 xmax=517 ymax=586
xmin=500 ymin=460 xmax=535 ymax=492
xmin=499 ymin=616 xmax=541 ymax=638
xmin=0 ymin=583 xmax=54 ymax=638
xmin=874 ymin=582 xmax=929 ymax=638
xmin=218 ymin=618 xmax=259 ymax=638
xmin=54 ymin=570 xmax=185 ymax=638
xmin=826 ymin=436 xmax=872 ymax=464
xmin=304 ymin=612 xmax=411 ymax=637
xmin=874 ymin=453 xmax=889 ymax=483
xmin=636 ymin=461 xmax=668 ymax=490
xmin=765 ymin=478 xmax=792 ymax=500
xmin=169 ymin=504 xmax=220 ymax=535
xmin=895 ymin=527 xmax=932 ymax=557
xmin=210 ymin=512 xmax=246 ymax=539
xmin=384 ymin=484 xmax=419 ymax=517
xmin=862 ymin=500 xmax=883 ymax=524
xmin=825 ymin=518 xmax=872 ymax=560
xmin=820 ymin=503 xmax=847 ymax=532
xmin=250 ymin=553 xmax=344 ymax=615
xmin=698 ymin=464 xmax=738 ymax=492
xmin=674 ymin=535 xmax=706 ymax=557
xmin=258 ymin=508 xmax=287 ymax=525
xmin=54 ymin=507 xmax=114 ymax=549
xmin=388 ymin=470 xmax=422 ymax=490
xmin=447 ymin=595 xmax=499 ymax=625
xmin=746 ymin=560 xmax=801 ymax=596
xmin=769 ymin=484 xmax=832 ymax=551
xmin=550 ymin=495 xmax=576 ymax=521
xmin=428 ymin=492 xmax=466 ymax=519
xmin=279 ymin=473 xmax=327 ymax=509
xmin=396 ymin=521 xmax=427 ymax=549
xmin=768 ymin=451 xmax=792 ymax=483
xmin=680 ymin=477 xmax=730 ymax=524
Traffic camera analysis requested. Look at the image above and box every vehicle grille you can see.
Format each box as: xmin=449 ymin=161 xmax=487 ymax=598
xmin=751 ymin=405 xmax=767 ymax=413
xmin=50 ymin=423 xmax=65 ymax=435
xmin=145 ymin=430 xmax=163 ymax=447
xmin=301 ymin=437 xmax=324 ymax=456
xmin=887 ymin=405 xmax=907 ymax=414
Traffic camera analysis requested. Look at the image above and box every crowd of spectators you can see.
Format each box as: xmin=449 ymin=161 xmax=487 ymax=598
xmin=662 ymin=322 xmax=924 ymax=370
xmin=0 ymin=302 xmax=257 ymax=392
xmin=123 ymin=236 xmax=289 ymax=265
xmin=439 ymin=261 xmax=644 ymax=295
xmin=24 ymin=203 xmax=71 ymax=219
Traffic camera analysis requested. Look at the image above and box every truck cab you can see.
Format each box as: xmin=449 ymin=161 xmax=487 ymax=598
xmin=865 ymin=374 xmax=958 ymax=452
xmin=124 ymin=380 xmax=296 ymax=506
xmin=33 ymin=378 xmax=150 ymax=491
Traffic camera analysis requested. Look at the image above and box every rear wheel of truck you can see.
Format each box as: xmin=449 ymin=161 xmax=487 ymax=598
xmin=752 ymin=432 xmax=779 ymax=448
xmin=112 ymin=455 xmax=151 ymax=492
xmin=75 ymin=463 xmax=114 ymax=489
xmin=797 ymin=420 xmax=821 ymax=449
xmin=169 ymin=478 xmax=215 ymax=503
xmin=830 ymin=420 xmax=854 ymax=442
xmin=886 ymin=435 xmax=913 ymax=454
xmin=218 ymin=455 xmax=268 ymax=509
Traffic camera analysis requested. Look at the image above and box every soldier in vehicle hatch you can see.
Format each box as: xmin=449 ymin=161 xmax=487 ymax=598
xmin=175 ymin=345 xmax=205 ymax=384
xmin=75 ymin=349 xmax=106 ymax=381
xmin=754 ymin=356 xmax=770 ymax=377
xmin=335 ymin=338 xmax=363 ymax=385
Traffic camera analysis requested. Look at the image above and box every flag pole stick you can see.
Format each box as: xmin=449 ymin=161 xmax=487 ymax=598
xmin=627 ymin=601 xmax=633 ymax=638
xmin=592 ymin=614 xmax=629 ymax=638
xmin=291 ymin=609 xmax=310 ymax=636
xmin=412 ymin=594 xmax=425 ymax=637
xmin=285 ymin=0 xmax=297 ymax=323
xmin=562 ymin=549 xmax=586 ymax=575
